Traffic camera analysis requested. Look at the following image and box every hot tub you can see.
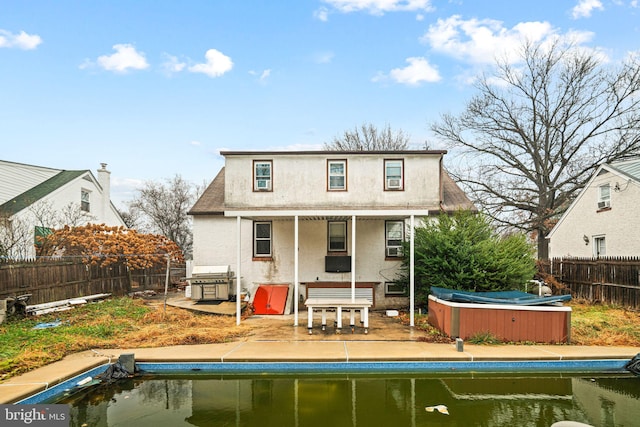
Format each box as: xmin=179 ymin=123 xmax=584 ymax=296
xmin=428 ymin=294 xmax=572 ymax=344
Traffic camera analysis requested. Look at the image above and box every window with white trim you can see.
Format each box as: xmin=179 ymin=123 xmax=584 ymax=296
xmin=254 ymin=160 xmax=272 ymax=191
xmin=593 ymin=236 xmax=606 ymax=257
xmin=598 ymin=184 xmax=611 ymax=209
xmin=81 ymin=189 xmax=90 ymax=212
xmin=384 ymin=159 xmax=403 ymax=190
xmin=327 ymin=160 xmax=347 ymax=191
xmin=385 ymin=220 xmax=404 ymax=258
xmin=254 ymin=221 xmax=272 ymax=257
xmin=328 ymin=221 xmax=347 ymax=252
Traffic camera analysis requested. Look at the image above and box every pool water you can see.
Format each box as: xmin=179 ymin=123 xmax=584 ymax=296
xmin=53 ymin=372 xmax=639 ymax=427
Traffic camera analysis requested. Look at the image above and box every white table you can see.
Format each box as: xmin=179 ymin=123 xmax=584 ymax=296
xmin=304 ymin=298 xmax=372 ymax=334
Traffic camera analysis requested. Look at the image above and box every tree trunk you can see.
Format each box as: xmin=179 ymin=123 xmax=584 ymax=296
xmin=537 ymin=229 xmax=549 ymax=260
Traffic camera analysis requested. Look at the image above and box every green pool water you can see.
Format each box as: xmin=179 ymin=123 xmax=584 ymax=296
xmin=55 ymin=372 xmax=639 ymax=427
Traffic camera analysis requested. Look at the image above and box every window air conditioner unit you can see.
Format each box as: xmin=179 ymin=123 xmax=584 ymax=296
xmin=387 ymin=178 xmax=401 ymax=189
xmin=386 ymin=247 xmax=402 ymax=257
xmin=256 ymin=179 xmax=270 ymax=190
xmin=597 ymin=200 xmax=610 ymax=209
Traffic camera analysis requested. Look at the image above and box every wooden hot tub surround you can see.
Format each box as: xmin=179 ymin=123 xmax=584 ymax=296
xmin=428 ymin=295 xmax=571 ymax=344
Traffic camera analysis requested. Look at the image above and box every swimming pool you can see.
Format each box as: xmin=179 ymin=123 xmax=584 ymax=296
xmin=27 ymin=361 xmax=639 ymax=427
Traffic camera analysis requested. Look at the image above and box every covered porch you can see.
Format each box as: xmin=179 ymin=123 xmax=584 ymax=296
xmin=225 ymin=209 xmax=428 ymax=328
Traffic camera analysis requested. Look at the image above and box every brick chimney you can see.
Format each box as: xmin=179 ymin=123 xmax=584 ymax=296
xmin=97 ymin=163 xmax=111 ymax=221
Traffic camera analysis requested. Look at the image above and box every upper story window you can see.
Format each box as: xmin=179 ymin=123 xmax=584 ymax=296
xmin=327 ymin=160 xmax=347 ymax=191
xmin=328 ymin=221 xmax=347 ymax=252
xmin=597 ymin=184 xmax=611 ymax=210
xmin=81 ymin=189 xmax=90 ymax=212
xmin=254 ymin=160 xmax=272 ymax=191
xmin=385 ymin=220 xmax=404 ymax=258
xmin=384 ymin=159 xmax=404 ymax=190
xmin=253 ymin=221 xmax=272 ymax=257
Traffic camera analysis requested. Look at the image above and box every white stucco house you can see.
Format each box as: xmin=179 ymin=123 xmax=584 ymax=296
xmin=548 ymin=158 xmax=640 ymax=258
xmin=189 ymin=150 xmax=475 ymax=324
xmin=0 ymin=160 xmax=126 ymax=259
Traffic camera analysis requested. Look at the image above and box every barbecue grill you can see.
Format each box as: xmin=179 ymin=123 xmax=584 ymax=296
xmin=184 ymin=265 xmax=233 ymax=301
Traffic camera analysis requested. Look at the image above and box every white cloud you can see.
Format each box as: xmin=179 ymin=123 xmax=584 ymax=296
xmin=314 ymin=7 xmax=329 ymax=21
xmin=96 ymin=44 xmax=149 ymax=73
xmin=374 ymin=56 xmax=440 ymax=85
xmin=0 ymin=29 xmax=42 ymax=50
xmin=421 ymin=15 xmax=594 ymax=65
xmin=571 ymin=0 xmax=604 ymax=19
xmin=161 ymin=53 xmax=186 ymax=75
xmin=189 ymin=140 xmax=202 ymax=146
xmin=249 ymin=69 xmax=271 ymax=82
xmin=188 ymin=49 xmax=233 ymax=78
xmin=313 ymin=51 xmax=335 ymax=64
xmin=322 ymin=0 xmax=434 ymax=15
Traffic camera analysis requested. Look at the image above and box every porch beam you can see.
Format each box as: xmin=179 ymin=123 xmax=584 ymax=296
xmin=351 ymin=215 xmax=356 ymax=301
xmin=410 ymin=215 xmax=415 ymax=327
xmin=236 ymin=216 xmax=242 ymax=325
xmin=294 ymin=215 xmax=299 ymax=326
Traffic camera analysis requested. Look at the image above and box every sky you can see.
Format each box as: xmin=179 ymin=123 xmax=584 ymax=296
xmin=2 ymin=0 xmax=639 ymax=208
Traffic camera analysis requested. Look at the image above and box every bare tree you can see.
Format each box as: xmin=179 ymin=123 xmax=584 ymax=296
xmin=127 ymin=175 xmax=195 ymax=258
xmin=0 ymin=214 xmax=31 ymax=259
xmin=431 ymin=40 xmax=640 ymax=259
xmin=324 ymin=123 xmax=410 ymax=151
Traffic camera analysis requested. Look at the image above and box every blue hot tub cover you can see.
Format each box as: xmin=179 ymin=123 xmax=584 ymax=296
xmin=430 ymin=286 xmax=571 ymax=306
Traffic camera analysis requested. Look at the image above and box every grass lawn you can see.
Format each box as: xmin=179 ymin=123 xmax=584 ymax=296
xmin=1 ymin=297 xmax=639 ymax=382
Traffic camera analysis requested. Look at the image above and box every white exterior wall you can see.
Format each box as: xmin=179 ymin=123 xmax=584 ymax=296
xmin=549 ymin=170 xmax=640 ymax=258
xmin=224 ymin=153 xmax=441 ymax=209
xmin=8 ymin=173 xmax=125 ymax=258
xmin=192 ymin=216 xmax=414 ymax=309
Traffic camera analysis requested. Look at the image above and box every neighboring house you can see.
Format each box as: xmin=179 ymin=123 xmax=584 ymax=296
xmin=548 ymin=158 xmax=640 ymax=259
xmin=189 ymin=150 xmax=475 ymax=319
xmin=0 ymin=160 xmax=126 ymax=258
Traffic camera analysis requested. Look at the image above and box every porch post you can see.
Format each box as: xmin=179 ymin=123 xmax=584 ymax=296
xmin=294 ymin=215 xmax=299 ymax=326
xmin=236 ymin=216 xmax=242 ymax=325
xmin=410 ymin=215 xmax=415 ymax=327
xmin=351 ymin=215 xmax=356 ymax=301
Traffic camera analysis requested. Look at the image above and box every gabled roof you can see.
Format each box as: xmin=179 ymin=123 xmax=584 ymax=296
xmin=547 ymin=157 xmax=640 ymax=239
xmin=188 ymin=167 xmax=476 ymax=215
xmin=0 ymin=169 xmax=88 ymax=216
xmin=605 ymin=158 xmax=640 ymax=182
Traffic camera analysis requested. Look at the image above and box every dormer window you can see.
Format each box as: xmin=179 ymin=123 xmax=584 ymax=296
xmin=254 ymin=160 xmax=272 ymax=191
xmin=598 ymin=184 xmax=610 ymax=210
xmin=384 ymin=159 xmax=404 ymax=190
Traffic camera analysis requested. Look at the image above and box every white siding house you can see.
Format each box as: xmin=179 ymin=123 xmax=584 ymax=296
xmin=548 ymin=158 xmax=640 ymax=258
xmin=0 ymin=160 xmax=126 ymax=258
xmin=189 ymin=150 xmax=475 ymax=323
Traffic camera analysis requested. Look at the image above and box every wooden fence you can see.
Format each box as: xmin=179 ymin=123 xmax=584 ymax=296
xmin=547 ymin=257 xmax=640 ymax=309
xmin=0 ymin=258 xmax=186 ymax=305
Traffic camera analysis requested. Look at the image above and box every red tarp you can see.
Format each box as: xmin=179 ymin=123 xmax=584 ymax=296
xmin=252 ymin=285 xmax=289 ymax=315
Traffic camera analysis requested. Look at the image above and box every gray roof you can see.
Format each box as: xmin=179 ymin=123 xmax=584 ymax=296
xmin=607 ymin=158 xmax=640 ymax=181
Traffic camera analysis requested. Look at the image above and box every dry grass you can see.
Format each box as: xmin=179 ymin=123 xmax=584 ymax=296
xmin=568 ymin=300 xmax=640 ymax=346
xmin=0 ymin=297 xmax=254 ymax=381
xmin=1 ymin=296 xmax=639 ymax=382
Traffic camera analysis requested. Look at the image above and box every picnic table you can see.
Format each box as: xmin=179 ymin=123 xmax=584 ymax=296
xmin=304 ymin=298 xmax=372 ymax=334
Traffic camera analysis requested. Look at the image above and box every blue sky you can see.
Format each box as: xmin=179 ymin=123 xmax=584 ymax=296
xmin=2 ymin=0 xmax=639 ymax=207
